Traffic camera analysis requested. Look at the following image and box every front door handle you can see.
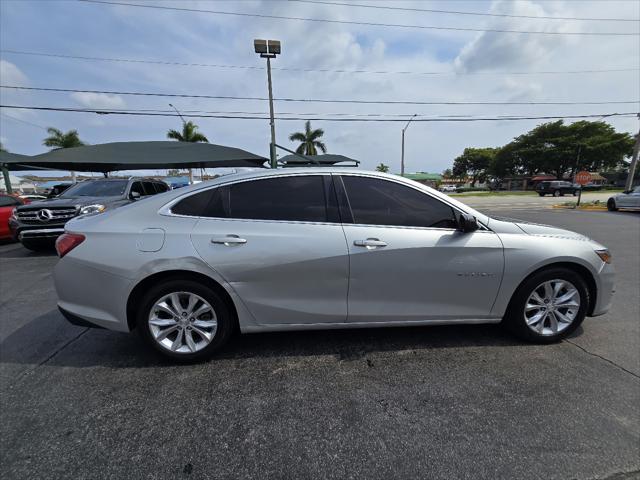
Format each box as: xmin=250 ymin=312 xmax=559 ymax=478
xmin=211 ymin=235 xmax=247 ymax=246
xmin=354 ymin=238 xmax=387 ymax=249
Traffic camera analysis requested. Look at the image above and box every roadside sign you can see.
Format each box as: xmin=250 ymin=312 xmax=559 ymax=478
xmin=575 ymin=171 xmax=592 ymax=185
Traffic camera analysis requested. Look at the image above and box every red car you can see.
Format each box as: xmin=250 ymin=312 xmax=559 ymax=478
xmin=0 ymin=194 xmax=28 ymax=241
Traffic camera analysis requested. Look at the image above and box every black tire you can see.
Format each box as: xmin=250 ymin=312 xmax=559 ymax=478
xmin=136 ymin=279 xmax=235 ymax=362
xmin=503 ymin=267 xmax=589 ymax=343
xmin=573 ymin=190 xmax=579 ymax=196
xmin=538 ymin=192 xmax=545 ymax=197
xmin=553 ymin=190 xmax=561 ymax=197
xmin=21 ymin=238 xmax=55 ymax=252
xmin=607 ymin=199 xmax=618 ymax=211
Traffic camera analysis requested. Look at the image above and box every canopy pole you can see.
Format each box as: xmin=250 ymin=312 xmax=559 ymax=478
xmin=1 ymin=166 xmax=12 ymax=194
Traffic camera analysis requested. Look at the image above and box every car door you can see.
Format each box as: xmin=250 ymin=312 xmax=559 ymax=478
xmin=188 ymin=174 xmax=349 ymax=326
xmin=337 ymin=174 xmax=504 ymax=323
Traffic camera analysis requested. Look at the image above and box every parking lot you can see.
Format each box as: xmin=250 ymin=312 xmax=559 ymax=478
xmin=1 ymin=207 xmax=638 ymax=480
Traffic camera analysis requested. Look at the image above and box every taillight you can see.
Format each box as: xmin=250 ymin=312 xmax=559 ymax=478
xmin=55 ymin=233 xmax=85 ymax=258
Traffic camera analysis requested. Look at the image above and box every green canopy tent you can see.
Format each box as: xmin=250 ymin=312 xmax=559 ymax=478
xmin=278 ymin=153 xmax=360 ymax=167
xmin=0 ymin=142 xmax=268 ymax=193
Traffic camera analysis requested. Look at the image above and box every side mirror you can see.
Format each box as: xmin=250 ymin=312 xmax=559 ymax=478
xmin=457 ymin=212 xmax=479 ymax=233
xmin=130 ymin=191 xmax=141 ymax=200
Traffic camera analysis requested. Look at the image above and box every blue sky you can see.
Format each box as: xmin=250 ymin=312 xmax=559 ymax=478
xmin=1 ymin=0 xmax=638 ymax=177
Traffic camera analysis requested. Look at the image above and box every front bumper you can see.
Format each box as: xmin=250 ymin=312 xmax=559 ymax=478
xmin=591 ymin=261 xmax=615 ymax=317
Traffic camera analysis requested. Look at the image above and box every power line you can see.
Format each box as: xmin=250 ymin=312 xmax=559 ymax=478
xmin=2 ymin=104 xmax=637 ymax=123
xmin=2 ymin=85 xmax=638 ymax=106
xmin=290 ymin=0 xmax=640 ymax=22
xmin=0 ymin=112 xmax=48 ymax=130
xmin=3 ymin=49 xmax=638 ymax=77
xmin=78 ymin=0 xmax=639 ymax=36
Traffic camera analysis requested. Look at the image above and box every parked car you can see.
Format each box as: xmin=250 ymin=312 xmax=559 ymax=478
xmin=439 ymin=184 xmax=457 ymax=193
xmin=0 ymin=194 xmax=28 ymax=241
xmin=535 ymin=181 xmax=579 ymax=197
xmin=10 ymin=177 xmax=170 ymax=251
xmin=607 ymin=186 xmax=640 ymax=211
xmin=53 ymin=169 xmax=614 ymax=361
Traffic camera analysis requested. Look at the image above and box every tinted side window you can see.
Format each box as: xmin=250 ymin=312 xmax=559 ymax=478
xmin=171 ymin=188 xmax=226 ymax=218
xmin=228 ymin=176 xmax=327 ymax=222
xmin=142 ymin=181 xmax=156 ymax=195
xmin=341 ymin=176 xmax=457 ymax=228
xmin=130 ymin=182 xmax=145 ymax=197
xmin=155 ymin=182 xmax=169 ymax=193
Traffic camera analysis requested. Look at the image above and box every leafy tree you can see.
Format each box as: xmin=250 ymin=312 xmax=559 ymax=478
xmin=441 ymin=168 xmax=453 ymax=177
xmin=289 ymin=121 xmax=327 ymax=155
xmin=496 ymin=120 xmax=634 ymax=180
xmin=452 ymin=147 xmax=497 ymax=186
xmin=167 ymin=121 xmax=209 ymax=143
xmin=376 ymin=163 xmax=390 ymax=173
xmin=43 ymin=128 xmax=85 ymax=149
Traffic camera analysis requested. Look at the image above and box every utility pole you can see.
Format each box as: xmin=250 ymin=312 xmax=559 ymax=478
xmin=254 ymin=39 xmax=281 ymax=169
xmin=401 ymin=114 xmax=417 ymax=176
xmin=169 ymin=103 xmax=193 ymax=184
xmin=625 ymin=115 xmax=640 ymax=191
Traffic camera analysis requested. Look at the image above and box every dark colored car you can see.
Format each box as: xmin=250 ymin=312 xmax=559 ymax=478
xmin=535 ymin=181 xmax=579 ymax=197
xmin=0 ymin=194 xmax=28 ymax=241
xmin=9 ymin=177 xmax=170 ymax=251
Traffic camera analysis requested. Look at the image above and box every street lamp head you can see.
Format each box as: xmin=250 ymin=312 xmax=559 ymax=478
xmin=254 ymin=39 xmax=268 ymax=54
xmin=254 ymin=39 xmax=281 ymax=57
xmin=268 ymin=40 xmax=281 ymax=55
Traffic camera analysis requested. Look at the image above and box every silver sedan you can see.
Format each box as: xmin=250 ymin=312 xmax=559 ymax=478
xmin=53 ymin=169 xmax=615 ymax=361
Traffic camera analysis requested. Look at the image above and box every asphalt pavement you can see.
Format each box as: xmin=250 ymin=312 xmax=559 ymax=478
xmin=1 ymin=207 xmax=638 ymax=480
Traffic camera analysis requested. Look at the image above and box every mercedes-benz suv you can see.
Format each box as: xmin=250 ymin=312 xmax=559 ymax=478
xmin=10 ymin=177 xmax=170 ymax=250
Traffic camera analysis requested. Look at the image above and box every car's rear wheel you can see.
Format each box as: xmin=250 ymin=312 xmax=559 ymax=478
xmin=553 ymin=190 xmax=561 ymax=197
xmin=607 ymin=199 xmax=618 ymax=211
xmin=503 ymin=268 xmax=589 ymax=343
xmin=137 ymin=279 xmax=234 ymax=361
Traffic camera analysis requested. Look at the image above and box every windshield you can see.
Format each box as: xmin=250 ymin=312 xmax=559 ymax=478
xmin=60 ymin=180 xmax=128 ymax=197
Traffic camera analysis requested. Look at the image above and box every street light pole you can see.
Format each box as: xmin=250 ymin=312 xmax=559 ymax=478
xmin=266 ymin=56 xmax=277 ymax=169
xmin=254 ymin=39 xmax=281 ymax=169
xmin=401 ymin=114 xmax=417 ymax=176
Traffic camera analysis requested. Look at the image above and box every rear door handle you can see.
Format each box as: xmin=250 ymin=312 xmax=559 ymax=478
xmin=211 ymin=235 xmax=247 ymax=246
xmin=354 ymin=238 xmax=387 ymax=249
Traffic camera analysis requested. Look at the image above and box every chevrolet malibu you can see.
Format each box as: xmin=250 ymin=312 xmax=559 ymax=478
xmin=53 ymin=169 xmax=615 ymax=361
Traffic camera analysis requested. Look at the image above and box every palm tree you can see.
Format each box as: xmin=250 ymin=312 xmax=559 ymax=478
xmin=166 ymin=121 xmax=209 ymax=143
xmin=43 ymin=128 xmax=85 ymax=182
xmin=376 ymin=163 xmax=390 ymax=173
xmin=43 ymin=128 xmax=85 ymax=149
xmin=289 ymin=120 xmax=327 ymax=156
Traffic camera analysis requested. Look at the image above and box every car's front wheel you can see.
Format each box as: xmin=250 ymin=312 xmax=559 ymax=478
xmin=503 ymin=268 xmax=589 ymax=343
xmin=538 ymin=192 xmax=545 ymax=197
xmin=137 ymin=279 xmax=234 ymax=361
xmin=607 ymin=199 xmax=618 ymax=211
xmin=553 ymin=190 xmax=561 ymax=197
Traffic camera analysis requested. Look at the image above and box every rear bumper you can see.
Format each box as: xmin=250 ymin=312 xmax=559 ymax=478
xmin=54 ymin=257 xmax=133 ymax=332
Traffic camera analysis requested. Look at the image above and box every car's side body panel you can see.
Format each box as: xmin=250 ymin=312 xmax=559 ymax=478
xmin=191 ymin=217 xmax=350 ymax=325
xmin=343 ymin=225 xmax=504 ymax=322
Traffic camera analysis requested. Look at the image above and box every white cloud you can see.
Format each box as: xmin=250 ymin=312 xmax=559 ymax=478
xmin=0 ymin=60 xmax=28 ymax=86
xmin=70 ymin=92 xmax=126 ymax=109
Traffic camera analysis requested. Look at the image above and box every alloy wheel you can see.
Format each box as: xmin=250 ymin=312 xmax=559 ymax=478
xmin=524 ymin=279 xmax=580 ymax=336
xmin=148 ymin=291 xmax=218 ymax=353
